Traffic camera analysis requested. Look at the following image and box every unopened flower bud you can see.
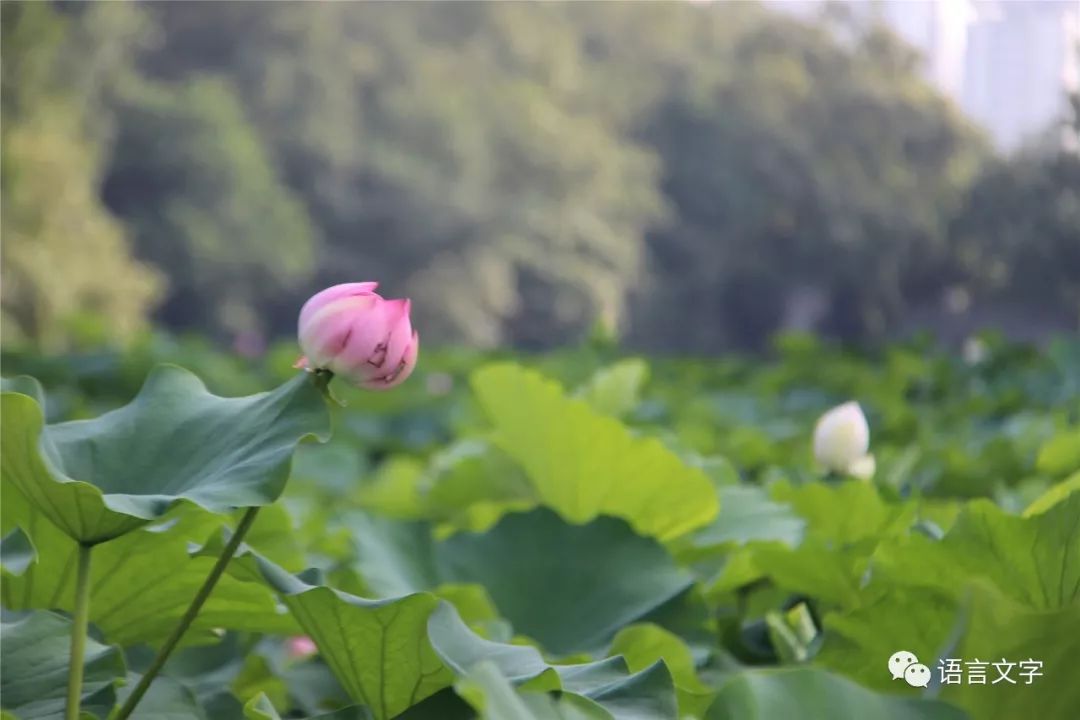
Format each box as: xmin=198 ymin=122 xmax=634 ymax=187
xmin=813 ymin=401 xmax=874 ymax=478
xmin=296 ymin=282 xmax=418 ymax=390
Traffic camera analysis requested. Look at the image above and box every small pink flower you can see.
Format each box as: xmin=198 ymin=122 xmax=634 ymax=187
xmin=287 ymin=635 xmax=317 ymax=659
xmin=296 ymin=282 xmax=419 ymax=390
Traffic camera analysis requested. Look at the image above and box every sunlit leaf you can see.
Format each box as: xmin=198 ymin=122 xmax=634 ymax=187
xmin=255 ymin=560 xmax=453 ymax=720
xmin=471 ymin=364 xmax=718 ymax=541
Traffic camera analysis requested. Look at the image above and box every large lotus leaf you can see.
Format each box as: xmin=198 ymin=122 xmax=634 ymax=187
xmin=817 ymin=494 xmax=1080 ymax=719
xmin=1 ymin=487 xmax=299 ymax=646
xmin=1 ymin=366 xmax=330 ymax=543
xmin=768 ymin=480 xmax=916 ymax=545
xmin=349 ymin=513 xmax=440 ymax=597
xmin=712 ymin=481 xmax=918 ymax=607
xmin=455 ymin=663 xmax=612 ymax=720
xmin=470 ymin=364 xmax=718 ymax=541
xmin=816 ymin=586 xmax=962 ymax=693
xmin=705 ymin=667 xmax=968 ymax=720
xmin=428 ymin=604 xmax=678 ymax=720
xmin=582 ymin=662 xmax=678 ymax=720
xmin=747 ymin=539 xmax=869 ymax=607
xmin=687 ymin=485 xmax=806 ymax=550
xmin=941 ymin=595 xmax=1080 ymax=720
xmin=872 ymin=494 xmax=1080 ymax=611
xmin=0 ymin=611 xmax=125 ymax=720
xmin=116 ymin=674 xmax=207 ymax=720
xmin=608 ymin=624 xmax=714 ymax=717
xmin=255 ymin=560 xmax=453 ymax=720
xmin=422 ymin=441 xmax=537 ymax=535
xmin=434 ymin=508 xmax=694 ymax=655
xmin=428 ymin=601 xmax=609 ymax=692
xmin=676 ymin=485 xmax=806 ymax=597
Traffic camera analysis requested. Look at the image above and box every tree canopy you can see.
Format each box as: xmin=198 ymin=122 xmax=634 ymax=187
xmin=2 ymin=1 xmax=1074 ymax=352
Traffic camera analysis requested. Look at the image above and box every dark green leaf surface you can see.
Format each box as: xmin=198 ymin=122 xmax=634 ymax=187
xmin=706 ymin=667 xmax=968 ymax=720
xmin=455 ymin=662 xmax=612 ymax=720
xmin=117 ymin=674 xmax=208 ymax=720
xmin=1 ymin=367 xmax=330 ymax=543
xmin=434 ymin=509 xmax=694 ymax=655
xmin=428 ymin=603 xmax=679 ymax=719
xmin=0 ymin=611 xmax=125 ymax=720
xmin=818 ymin=494 xmax=1080 ymax=719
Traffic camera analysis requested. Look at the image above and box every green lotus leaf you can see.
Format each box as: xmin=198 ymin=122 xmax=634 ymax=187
xmin=427 ymin=602 xmax=679 ymax=719
xmin=255 ymin=559 xmax=453 ymax=720
xmin=470 ymin=364 xmax=718 ymax=542
xmin=115 ymin=674 xmax=207 ymax=720
xmin=1 ymin=490 xmax=299 ymax=646
xmin=1 ymin=366 xmax=331 ymax=544
xmin=705 ymin=667 xmax=968 ymax=720
xmin=818 ymin=494 xmax=1080 ymax=720
xmin=0 ymin=611 xmax=125 ymax=720
xmin=434 ymin=509 xmax=694 ymax=655
xmin=608 ymin=623 xmax=715 ymax=718
xmin=455 ymin=662 xmax=613 ymax=720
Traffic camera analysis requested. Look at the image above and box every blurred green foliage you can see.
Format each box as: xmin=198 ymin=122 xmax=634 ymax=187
xmin=0 ymin=2 xmax=163 ymax=351
xmin=1 ymin=1 xmax=1077 ymax=352
xmin=2 ymin=333 xmax=1078 ymax=718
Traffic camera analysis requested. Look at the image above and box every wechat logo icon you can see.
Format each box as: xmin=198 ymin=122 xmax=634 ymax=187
xmin=889 ymin=650 xmax=930 ymax=687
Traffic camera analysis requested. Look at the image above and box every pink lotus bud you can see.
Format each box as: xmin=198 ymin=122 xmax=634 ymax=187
xmin=296 ymin=282 xmax=419 ymax=390
xmin=287 ymin=635 xmax=317 ymax=659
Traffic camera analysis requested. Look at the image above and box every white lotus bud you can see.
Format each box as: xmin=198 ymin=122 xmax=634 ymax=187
xmin=813 ymin=401 xmax=872 ymax=476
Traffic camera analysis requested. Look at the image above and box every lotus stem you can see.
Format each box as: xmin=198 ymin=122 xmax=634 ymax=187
xmin=65 ymin=543 xmax=93 ymax=720
xmin=115 ymin=507 xmax=260 ymax=720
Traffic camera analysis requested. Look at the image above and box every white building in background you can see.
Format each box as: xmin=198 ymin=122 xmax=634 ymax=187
xmin=765 ymin=0 xmax=1080 ymax=153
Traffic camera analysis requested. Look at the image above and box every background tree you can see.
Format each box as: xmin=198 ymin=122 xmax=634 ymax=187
xmin=950 ymin=147 xmax=1080 ymax=330
xmin=3 ymin=1 xmax=1072 ymax=353
xmin=1 ymin=2 xmax=162 ymax=351
xmin=103 ymin=76 xmax=316 ymax=337
xmin=618 ymin=6 xmax=988 ymax=350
